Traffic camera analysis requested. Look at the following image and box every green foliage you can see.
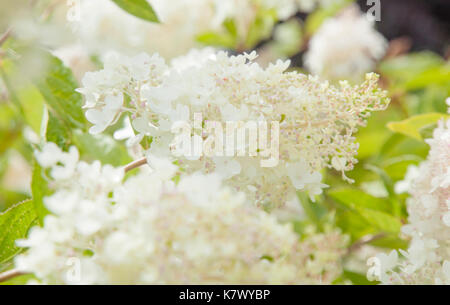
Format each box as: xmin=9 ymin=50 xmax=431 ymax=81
xmin=342 ymin=269 xmax=377 ymax=285
xmin=328 ymin=188 xmax=391 ymax=213
xmin=31 ymin=161 xmax=51 ymax=226
xmin=33 ymin=52 xmax=86 ymax=131
xmin=197 ymin=9 xmax=279 ymax=50
xmin=45 ymin=110 xmax=72 ymax=150
xmin=387 ymin=113 xmax=450 ymax=141
xmin=72 ymin=130 xmax=132 ymax=167
xmin=304 ymin=0 xmax=355 ymax=36
xmin=197 ymin=18 xmax=240 ymax=49
xmin=329 ymin=187 xmax=403 ymax=239
xmin=0 ymin=200 xmax=37 ymax=265
xmin=245 ymin=8 xmax=277 ymax=49
xmin=379 ymin=52 xmax=449 ymax=92
xmin=111 ymin=0 xmax=159 ymax=23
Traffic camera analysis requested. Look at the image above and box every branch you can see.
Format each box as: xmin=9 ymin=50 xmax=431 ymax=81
xmin=0 ymin=269 xmax=25 ymax=282
xmin=0 ymin=27 xmax=12 ymax=47
xmin=124 ymin=157 xmax=147 ymax=173
xmin=347 ymin=233 xmax=386 ymax=254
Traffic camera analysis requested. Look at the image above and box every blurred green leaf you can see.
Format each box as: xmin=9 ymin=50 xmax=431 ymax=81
xmin=15 ymin=86 xmax=45 ymax=135
xmin=196 ymin=31 xmax=237 ymax=49
xmin=72 ymin=130 xmax=132 ymax=167
xmin=369 ymin=234 xmax=408 ymax=250
xmin=0 ymin=273 xmax=36 ymax=285
xmin=328 ymin=188 xmax=390 ymax=213
xmin=403 ymin=65 xmax=450 ymax=91
xmin=45 ymin=110 xmax=72 ymax=150
xmin=196 ymin=18 xmax=240 ymax=48
xmin=336 ymin=210 xmax=377 ymax=241
xmin=0 ymin=188 xmax=29 ymax=213
xmin=245 ymin=9 xmax=277 ymax=49
xmin=387 ymin=112 xmax=449 ymax=141
xmin=330 ymin=186 xmax=402 ymax=235
xmin=31 ymin=161 xmax=51 ymax=226
xmin=354 ymin=206 xmax=402 ymax=234
xmin=304 ymin=0 xmax=354 ymax=35
xmin=342 ymin=270 xmax=376 ymax=285
xmin=297 ymin=191 xmax=327 ymax=229
xmin=381 ymin=155 xmax=422 ymax=181
xmin=0 ymin=200 xmax=37 ymax=264
xmin=379 ymin=52 xmax=444 ymax=88
xmin=111 ymin=0 xmax=159 ymax=23
xmin=34 ymin=52 xmax=86 ymax=130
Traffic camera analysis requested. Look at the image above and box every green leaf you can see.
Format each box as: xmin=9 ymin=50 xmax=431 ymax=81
xmin=387 ymin=112 xmax=450 ymax=141
xmin=31 ymin=161 xmax=51 ymax=226
xmin=196 ymin=31 xmax=237 ymax=49
xmin=336 ymin=210 xmax=377 ymax=241
xmin=0 ymin=200 xmax=38 ymax=264
xmin=15 ymin=86 xmax=45 ymax=135
xmin=354 ymin=206 xmax=402 ymax=234
xmin=328 ymin=188 xmax=390 ymax=213
xmin=72 ymin=130 xmax=132 ymax=166
xmin=45 ymin=110 xmax=72 ymax=150
xmin=245 ymin=9 xmax=277 ymax=49
xmin=379 ymin=52 xmax=444 ymax=88
xmin=382 ymin=155 xmax=422 ymax=181
xmin=297 ymin=191 xmax=327 ymax=228
xmin=369 ymin=234 xmax=408 ymax=250
xmin=111 ymin=0 xmax=159 ymax=23
xmin=304 ymin=0 xmax=354 ymax=35
xmin=330 ymin=187 xmax=403 ymax=235
xmin=403 ymin=65 xmax=450 ymax=91
xmin=342 ymin=270 xmax=376 ymax=285
xmin=364 ymin=164 xmax=403 ymax=217
xmin=34 ymin=52 xmax=86 ymax=130
xmin=0 ymin=273 xmax=36 ymax=285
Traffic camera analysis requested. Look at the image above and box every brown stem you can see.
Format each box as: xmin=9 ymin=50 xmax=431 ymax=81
xmin=0 ymin=269 xmax=25 ymax=282
xmin=124 ymin=157 xmax=147 ymax=173
xmin=347 ymin=233 xmax=386 ymax=255
xmin=0 ymin=27 xmax=12 ymax=47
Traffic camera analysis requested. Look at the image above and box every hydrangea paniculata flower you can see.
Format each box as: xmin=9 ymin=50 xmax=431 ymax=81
xmin=371 ymin=109 xmax=450 ymax=284
xmin=77 ymin=49 xmax=389 ymax=208
xmin=15 ymin=143 xmax=348 ymax=284
xmin=304 ymin=4 xmax=387 ymax=82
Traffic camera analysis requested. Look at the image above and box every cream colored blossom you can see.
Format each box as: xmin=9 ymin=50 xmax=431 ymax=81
xmin=66 ymin=0 xmax=303 ymax=58
xmin=78 ymin=50 xmax=389 ymax=208
xmin=371 ymin=113 xmax=450 ymax=284
xmin=304 ymin=4 xmax=387 ymax=82
xmin=15 ymin=143 xmax=348 ymax=284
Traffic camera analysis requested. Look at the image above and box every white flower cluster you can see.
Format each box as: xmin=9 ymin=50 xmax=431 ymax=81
xmin=78 ymin=50 xmax=389 ymax=208
xmin=15 ymin=143 xmax=348 ymax=284
xmin=304 ymin=4 xmax=387 ymax=82
xmin=371 ymin=114 xmax=450 ymax=284
xmin=68 ymin=0 xmax=303 ymax=58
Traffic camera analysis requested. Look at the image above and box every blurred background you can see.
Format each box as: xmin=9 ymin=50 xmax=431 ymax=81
xmin=0 ymin=0 xmax=449 ymax=284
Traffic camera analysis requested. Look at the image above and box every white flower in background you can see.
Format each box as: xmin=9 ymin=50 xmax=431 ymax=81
xmin=15 ymin=143 xmax=348 ymax=284
xmin=394 ymin=165 xmax=421 ymax=194
xmin=304 ymin=4 xmax=387 ymax=82
xmin=78 ymin=50 xmax=389 ymax=208
xmin=64 ymin=0 xmax=307 ymax=59
xmin=371 ymin=114 xmax=450 ymax=284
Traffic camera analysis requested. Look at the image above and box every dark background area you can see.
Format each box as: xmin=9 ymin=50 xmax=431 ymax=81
xmin=358 ymin=0 xmax=450 ymax=56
